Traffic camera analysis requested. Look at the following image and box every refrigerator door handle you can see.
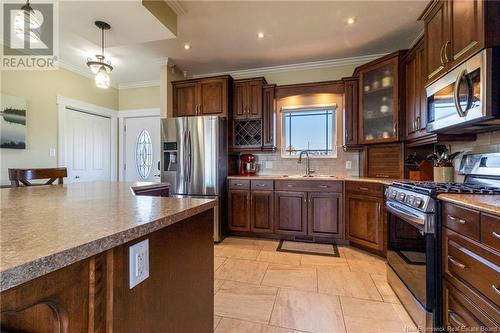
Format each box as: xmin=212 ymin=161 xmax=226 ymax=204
xmin=183 ymin=129 xmax=188 ymax=186
xmin=188 ymin=130 xmax=192 ymax=183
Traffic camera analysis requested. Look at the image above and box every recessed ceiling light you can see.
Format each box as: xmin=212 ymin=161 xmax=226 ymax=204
xmin=257 ymin=32 xmax=265 ymax=39
xmin=184 ymin=43 xmax=191 ymax=50
xmin=347 ymin=17 xmax=356 ymax=25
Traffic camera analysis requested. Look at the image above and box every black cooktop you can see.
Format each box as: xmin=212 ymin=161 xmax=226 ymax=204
xmin=392 ymin=181 xmax=500 ymax=195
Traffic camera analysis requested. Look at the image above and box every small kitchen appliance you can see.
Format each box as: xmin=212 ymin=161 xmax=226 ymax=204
xmin=385 ymin=152 xmax=500 ymax=330
xmin=239 ymin=154 xmax=257 ymax=176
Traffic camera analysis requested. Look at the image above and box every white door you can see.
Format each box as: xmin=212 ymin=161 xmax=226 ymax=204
xmin=64 ymin=108 xmax=111 ymax=183
xmin=123 ymin=117 xmax=161 ymax=182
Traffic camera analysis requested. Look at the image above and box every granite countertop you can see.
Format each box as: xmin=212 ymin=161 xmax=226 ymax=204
xmin=227 ymin=175 xmax=399 ymax=185
xmin=0 ymin=181 xmax=216 ymax=292
xmin=437 ymin=193 xmax=500 ymax=216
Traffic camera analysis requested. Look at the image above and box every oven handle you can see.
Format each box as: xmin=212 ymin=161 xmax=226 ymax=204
xmin=453 ymin=68 xmax=473 ymax=118
xmin=386 ymin=201 xmax=425 ymax=232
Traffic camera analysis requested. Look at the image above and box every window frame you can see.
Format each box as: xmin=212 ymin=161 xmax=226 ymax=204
xmin=280 ymin=104 xmax=338 ymax=159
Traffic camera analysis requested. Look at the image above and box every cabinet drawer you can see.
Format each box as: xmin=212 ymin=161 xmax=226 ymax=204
xmin=481 ymin=214 xmax=500 ymax=252
xmin=444 ymin=280 xmax=498 ymax=331
xmin=275 ymin=180 xmax=342 ymax=193
xmin=345 ymin=181 xmax=383 ymax=197
xmin=251 ymin=180 xmax=274 ymax=191
xmin=228 ymin=179 xmax=250 ymax=190
xmin=444 ymin=229 xmax=500 ymax=308
xmin=443 ymin=203 xmax=480 ymax=241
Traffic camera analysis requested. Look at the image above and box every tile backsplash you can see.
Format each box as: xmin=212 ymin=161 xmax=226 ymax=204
xmin=251 ymin=148 xmax=360 ymax=177
xmin=446 ymin=130 xmax=500 ymax=182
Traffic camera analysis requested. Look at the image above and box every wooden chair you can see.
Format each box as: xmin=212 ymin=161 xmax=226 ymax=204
xmin=8 ymin=168 xmax=68 ymax=187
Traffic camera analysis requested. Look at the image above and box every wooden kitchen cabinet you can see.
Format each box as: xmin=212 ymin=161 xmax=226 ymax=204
xmin=233 ymin=78 xmax=266 ymax=120
xmin=404 ymin=38 xmax=428 ymax=140
xmin=274 ymin=191 xmax=308 ymax=236
xmin=262 ymin=84 xmax=276 ymax=151
xmin=419 ymin=0 xmax=500 ymax=85
xmin=364 ymin=142 xmax=404 ymax=179
xmin=345 ymin=182 xmax=385 ymax=253
xmin=228 ymin=189 xmax=251 ymax=231
xmin=342 ymin=77 xmax=362 ymax=151
xmin=355 ymin=51 xmax=406 ymax=144
xmin=307 ymin=192 xmax=342 ymax=238
xmin=250 ymin=190 xmax=274 ymax=233
xmin=172 ymin=75 xmax=232 ymax=117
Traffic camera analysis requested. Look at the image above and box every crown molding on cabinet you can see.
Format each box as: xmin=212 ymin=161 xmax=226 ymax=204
xmin=192 ymin=53 xmax=388 ymax=79
xmin=408 ymin=29 xmax=425 ymax=48
xmin=165 ymin=0 xmax=187 ymax=15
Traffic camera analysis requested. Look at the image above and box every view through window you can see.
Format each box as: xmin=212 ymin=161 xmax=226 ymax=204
xmin=282 ymin=106 xmax=336 ymax=157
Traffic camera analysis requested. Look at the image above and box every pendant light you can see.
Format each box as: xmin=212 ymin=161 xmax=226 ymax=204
xmin=86 ymin=21 xmax=113 ymax=89
xmin=14 ymin=0 xmax=43 ymax=43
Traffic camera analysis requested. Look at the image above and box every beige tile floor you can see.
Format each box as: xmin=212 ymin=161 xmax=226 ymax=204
xmin=214 ymin=237 xmax=417 ymax=333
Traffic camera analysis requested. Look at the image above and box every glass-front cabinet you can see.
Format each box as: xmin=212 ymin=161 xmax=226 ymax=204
xmin=358 ymin=54 xmax=401 ymax=144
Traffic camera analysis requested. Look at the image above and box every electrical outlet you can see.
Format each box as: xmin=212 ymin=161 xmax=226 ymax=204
xmin=129 ymin=239 xmax=149 ymax=289
xmin=49 ymin=148 xmax=56 ymax=157
xmin=345 ymin=161 xmax=352 ymax=169
xmin=265 ymin=161 xmax=273 ymax=169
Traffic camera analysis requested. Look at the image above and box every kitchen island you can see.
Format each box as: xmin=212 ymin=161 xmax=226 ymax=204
xmin=0 ymin=181 xmax=216 ymax=333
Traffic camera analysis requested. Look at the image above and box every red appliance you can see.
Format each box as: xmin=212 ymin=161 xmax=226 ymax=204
xmin=239 ymin=154 xmax=257 ymax=176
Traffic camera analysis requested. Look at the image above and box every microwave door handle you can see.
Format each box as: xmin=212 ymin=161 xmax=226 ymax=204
xmin=453 ymin=69 xmax=472 ymax=117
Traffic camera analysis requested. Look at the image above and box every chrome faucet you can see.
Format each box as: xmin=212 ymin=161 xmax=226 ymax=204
xmin=298 ymin=150 xmax=314 ymax=177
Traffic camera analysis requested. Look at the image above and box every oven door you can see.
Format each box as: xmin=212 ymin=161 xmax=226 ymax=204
xmin=426 ymin=49 xmax=487 ymax=133
xmin=386 ymin=201 xmax=433 ymax=309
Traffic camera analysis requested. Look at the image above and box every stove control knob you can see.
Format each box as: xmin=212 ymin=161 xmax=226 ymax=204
xmin=391 ymin=190 xmax=397 ymax=198
xmin=406 ymin=195 xmax=415 ymax=205
xmin=397 ymin=192 xmax=405 ymax=201
xmin=414 ymin=197 xmax=423 ymax=208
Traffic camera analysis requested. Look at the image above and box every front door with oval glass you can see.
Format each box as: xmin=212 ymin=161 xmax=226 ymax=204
xmin=124 ymin=117 xmax=161 ymax=182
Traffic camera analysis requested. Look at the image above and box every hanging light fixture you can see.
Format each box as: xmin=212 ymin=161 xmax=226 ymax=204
xmin=14 ymin=0 xmax=43 ymax=43
xmin=86 ymin=21 xmax=113 ymax=89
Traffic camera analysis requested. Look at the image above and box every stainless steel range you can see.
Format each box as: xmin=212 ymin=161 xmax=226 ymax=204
xmin=385 ymin=153 xmax=500 ymax=330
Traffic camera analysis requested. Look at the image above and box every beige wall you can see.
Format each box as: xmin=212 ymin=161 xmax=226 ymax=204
xmin=0 ymin=68 xmax=118 ymax=185
xmin=259 ymin=63 xmax=358 ymax=86
xmin=118 ymin=86 xmax=160 ymax=110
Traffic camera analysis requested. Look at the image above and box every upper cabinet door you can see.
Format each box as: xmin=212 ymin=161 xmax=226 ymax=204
xmin=233 ymin=83 xmax=248 ymax=120
xmin=262 ymin=84 xmax=276 ymax=150
xmin=358 ymin=56 xmax=400 ymax=144
xmin=449 ymin=0 xmax=484 ymax=66
xmin=199 ymin=78 xmax=227 ymax=116
xmin=246 ymin=82 xmax=263 ymax=119
xmin=342 ymin=77 xmax=360 ymax=149
xmin=173 ymin=82 xmax=198 ymax=117
xmin=424 ymin=1 xmax=448 ymax=84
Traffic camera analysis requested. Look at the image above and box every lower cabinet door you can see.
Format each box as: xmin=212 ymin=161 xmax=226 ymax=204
xmin=250 ymin=190 xmax=274 ymax=233
xmin=274 ymin=191 xmax=307 ymax=235
xmin=307 ymin=192 xmax=342 ymax=238
xmin=228 ymin=189 xmax=250 ymax=231
xmin=346 ymin=193 xmax=384 ymax=251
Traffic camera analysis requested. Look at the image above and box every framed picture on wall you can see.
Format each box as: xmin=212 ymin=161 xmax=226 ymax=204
xmin=1 ymin=93 xmax=27 ymax=149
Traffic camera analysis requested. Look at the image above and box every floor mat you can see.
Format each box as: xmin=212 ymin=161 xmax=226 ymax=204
xmin=277 ymin=240 xmax=339 ymax=257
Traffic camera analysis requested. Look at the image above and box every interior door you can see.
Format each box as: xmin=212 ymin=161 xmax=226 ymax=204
xmin=64 ymin=109 xmax=111 ymax=183
xmin=124 ymin=117 xmax=161 ymax=182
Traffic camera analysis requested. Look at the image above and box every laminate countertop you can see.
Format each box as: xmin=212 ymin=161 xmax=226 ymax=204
xmin=437 ymin=193 xmax=500 ymax=216
xmin=0 ymin=181 xmax=216 ymax=292
xmin=227 ymin=175 xmax=400 ymax=185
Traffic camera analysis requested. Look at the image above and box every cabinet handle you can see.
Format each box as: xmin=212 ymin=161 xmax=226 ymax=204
xmin=256 ymin=184 xmax=267 ymax=187
xmin=319 ymin=185 xmax=329 ymax=188
xmin=448 ymin=256 xmax=466 ymax=269
xmin=345 ymin=129 xmax=349 ymax=140
xmin=417 ymin=116 xmax=421 ymax=130
xmin=448 ymin=311 xmax=466 ymax=328
xmin=492 ymin=285 xmax=500 ymax=295
xmin=287 ymin=184 xmax=295 ymax=187
xmin=443 ymin=41 xmax=451 ymax=63
xmin=492 ymin=231 xmax=500 ymax=239
xmin=448 ymin=215 xmax=466 ymax=224
xmin=234 ymin=183 xmax=244 ymax=186
xmin=199 ymin=104 xmax=202 ymax=114
xmin=440 ymin=44 xmax=446 ymax=66
xmin=359 ymin=187 xmax=369 ymax=191
xmin=375 ymin=174 xmax=390 ymax=178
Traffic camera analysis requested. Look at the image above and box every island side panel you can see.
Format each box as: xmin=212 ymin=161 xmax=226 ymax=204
xmin=112 ymin=209 xmax=215 ymax=333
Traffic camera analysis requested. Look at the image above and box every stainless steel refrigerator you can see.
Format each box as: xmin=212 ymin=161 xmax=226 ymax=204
xmin=161 ymin=116 xmax=227 ymax=242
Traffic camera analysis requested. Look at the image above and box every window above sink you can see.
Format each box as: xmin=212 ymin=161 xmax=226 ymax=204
xmin=280 ymin=104 xmax=337 ymax=158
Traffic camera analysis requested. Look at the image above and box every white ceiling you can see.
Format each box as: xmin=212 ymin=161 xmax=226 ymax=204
xmin=57 ymin=0 xmax=427 ymax=87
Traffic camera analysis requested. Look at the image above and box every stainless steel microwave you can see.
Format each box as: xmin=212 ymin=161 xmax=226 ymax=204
xmin=426 ymin=48 xmax=500 ymax=133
